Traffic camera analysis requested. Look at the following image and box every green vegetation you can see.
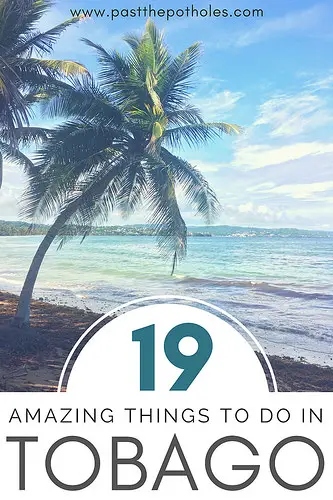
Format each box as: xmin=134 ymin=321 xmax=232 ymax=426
xmin=13 ymin=19 xmax=241 ymax=326
xmin=0 ymin=220 xmax=44 ymax=235
xmin=0 ymin=220 xmax=212 ymax=237
xmin=0 ymin=220 xmax=156 ymax=236
xmin=0 ymin=0 xmax=87 ymax=188
xmin=1 ymin=220 xmax=331 ymax=238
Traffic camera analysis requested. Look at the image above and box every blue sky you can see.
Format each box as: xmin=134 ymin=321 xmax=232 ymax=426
xmin=2 ymin=0 xmax=333 ymax=229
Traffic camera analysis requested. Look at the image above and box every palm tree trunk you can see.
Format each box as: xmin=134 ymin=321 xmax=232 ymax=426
xmin=12 ymin=207 xmax=76 ymax=328
xmin=12 ymin=161 xmax=121 ymax=328
xmin=0 ymin=152 xmax=3 ymax=189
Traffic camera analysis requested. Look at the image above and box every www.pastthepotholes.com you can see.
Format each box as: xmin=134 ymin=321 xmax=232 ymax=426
xmin=70 ymin=5 xmax=264 ymax=21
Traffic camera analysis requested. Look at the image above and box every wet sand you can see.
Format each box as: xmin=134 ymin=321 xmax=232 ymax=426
xmin=0 ymin=291 xmax=333 ymax=392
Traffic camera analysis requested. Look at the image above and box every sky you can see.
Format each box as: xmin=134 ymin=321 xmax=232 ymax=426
xmin=1 ymin=0 xmax=333 ymax=229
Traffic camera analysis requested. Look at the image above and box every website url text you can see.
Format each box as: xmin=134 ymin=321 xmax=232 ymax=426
xmin=70 ymin=4 xmax=264 ymax=22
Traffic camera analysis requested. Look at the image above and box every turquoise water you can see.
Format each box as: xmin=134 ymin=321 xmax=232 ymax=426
xmin=0 ymin=235 xmax=332 ymax=364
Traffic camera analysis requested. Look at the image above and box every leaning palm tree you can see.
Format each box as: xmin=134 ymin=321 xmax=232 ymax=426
xmin=13 ymin=20 xmax=241 ymax=327
xmin=0 ymin=0 xmax=87 ymax=187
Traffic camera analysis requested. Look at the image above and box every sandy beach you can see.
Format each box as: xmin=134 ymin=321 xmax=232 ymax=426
xmin=0 ymin=291 xmax=332 ymax=392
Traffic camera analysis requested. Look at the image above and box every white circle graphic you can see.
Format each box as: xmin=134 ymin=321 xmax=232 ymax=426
xmin=59 ymin=296 xmax=277 ymax=394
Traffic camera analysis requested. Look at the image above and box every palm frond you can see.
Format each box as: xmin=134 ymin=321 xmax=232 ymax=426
xmin=44 ymin=76 xmax=123 ymax=125
xmin=36 ymin=120 xmax=125 ymax=167
xmin=118 ymin=161 xmax=147 ymax=217
xmin=164 ymin=122 xmax=242 ymax=149
xmin=159 ymin=42 xmax=202 ymax=110
xmin=123 ymin=33 xmax=141 ymax=51
xmin=11 ymin=17 xmax=82 ymax=56
xmin=23 ymin=58 xmax=87 ymax=77
xmin=167 ymin=105 xmax=204 ymax=125
xmin=33 ymin=156 xmax=138 ymax=249
xmin=0 ymin=0 xmax=87 ymax=152
xmin=83 ymin=38 xmax=130 ymax=88
xmin=161 ymin=148 xmax=221 ymax=224
xmin=0 ymin=140 xmax=36 ymax=175
xmin=13 ymin=126 xmax=49 ymax=146
xmin=22 ymin=122 xmax=126 ymax=220
xmin=8 ymin=68 xmax=72 ymax=94
xmin=143 ymin=19 xmax=170 ymax=74
xmin=205 ymin=121 xmax=243 ymax=135
xmin=22 ymin=137 xmax=110 ymax=222
xmin=146 ymin=160 xmax=187 ymax=273
xmin=0 ymin=0 xmax=43 ymax=50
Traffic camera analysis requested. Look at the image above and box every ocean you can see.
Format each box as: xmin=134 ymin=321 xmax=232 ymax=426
xmin=0 ymin=233 xmax=332 ymax=365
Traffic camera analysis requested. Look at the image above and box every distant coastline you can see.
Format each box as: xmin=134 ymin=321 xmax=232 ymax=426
xmin=0 ymin=220 xmax=332 ymax=238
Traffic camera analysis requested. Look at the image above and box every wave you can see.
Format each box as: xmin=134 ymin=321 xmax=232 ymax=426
xmin=0 ymin=276 xmax=22 ymax=286
xmin=177 ymin=277 xmax=333 ymax=301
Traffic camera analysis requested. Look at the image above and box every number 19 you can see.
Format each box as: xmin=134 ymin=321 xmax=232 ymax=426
xmin=132 ymin=322 xmax=213 ymax=391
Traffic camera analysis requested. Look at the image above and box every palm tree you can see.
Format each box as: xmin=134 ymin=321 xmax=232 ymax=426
xmin=13 ymin=20 xmax=241 ymax=327
xmin=0 ymin=0 xmax=87 ymax=187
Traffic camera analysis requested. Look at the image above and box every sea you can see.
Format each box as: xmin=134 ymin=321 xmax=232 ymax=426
xmin=0 ymin=230 xmax=332 ymax=366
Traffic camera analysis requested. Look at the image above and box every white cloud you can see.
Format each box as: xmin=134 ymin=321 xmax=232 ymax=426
xmin=0 ymin=164 xmax=26 ymax=219
xmin=247 ymin=182 xmax=275 ymax=192
xmin=200 ymin=76 xmax=226 ymax=84
xmin=189 ymin=159 xmax=225 ymax=173
xmin=232 ymin=141 xmax=333 ymax=169
xmin=0 ymin=184 xmax=22 ymax=219
xmin=193 ymin=90 xmax=244 ymax=120
xmin=223 ymin=202 xmax=286 ymax=224
xmin=232 ymin=5 xmax=326 ymax=47
xmin=221 ymin=200 xmax=333 ymax=229
xmin=238 ymin=202 xmax=276 ymax=215
xmin=251 ymin=181 xmax=333 ymax=201
xmin=253 ymin=93 xmax=333 ymax=138
xmin=306 ymin=73 xmax=333 ymax=91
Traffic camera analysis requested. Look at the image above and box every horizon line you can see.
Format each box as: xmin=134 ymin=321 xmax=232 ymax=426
xmin=0 ymin=219 xmax=332 ymax=233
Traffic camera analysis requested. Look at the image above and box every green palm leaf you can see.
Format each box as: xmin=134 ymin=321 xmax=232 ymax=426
xmin=159 ymin=42 xmax=202 ymax=110
xmin=164 ymin=122 xmax=242 ymax=148
xmin=0 ymin=0 xmax=88 ymax=157
xmin=44 ymin=75 xmax=123 ymax=125
xmin=82 ymin=38 xmax=130 ymax=89
xmin=27 ymin=58 xmax=87 ymax=76
xmin=11 ymin=18 xmax=82 ymax=56
xmin=161 ymin=148 xmax=221 ymax=224
xmin=146 ymin=160 xmax=187 ymax=272
xmin=0 ymin=140 xmax=36 ymax=174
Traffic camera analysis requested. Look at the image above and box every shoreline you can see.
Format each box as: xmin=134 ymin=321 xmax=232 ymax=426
xmin=1 ymin=277 xmax=332 ymax=369
xmin=0 ymin=291 xmax=333 ymax=391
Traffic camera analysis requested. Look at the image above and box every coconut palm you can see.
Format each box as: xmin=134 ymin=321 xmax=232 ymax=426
xmin=0 ymin=0 xmax=87 ymax=187
xmin=13 ymin=20 xmax=241 ymax=327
